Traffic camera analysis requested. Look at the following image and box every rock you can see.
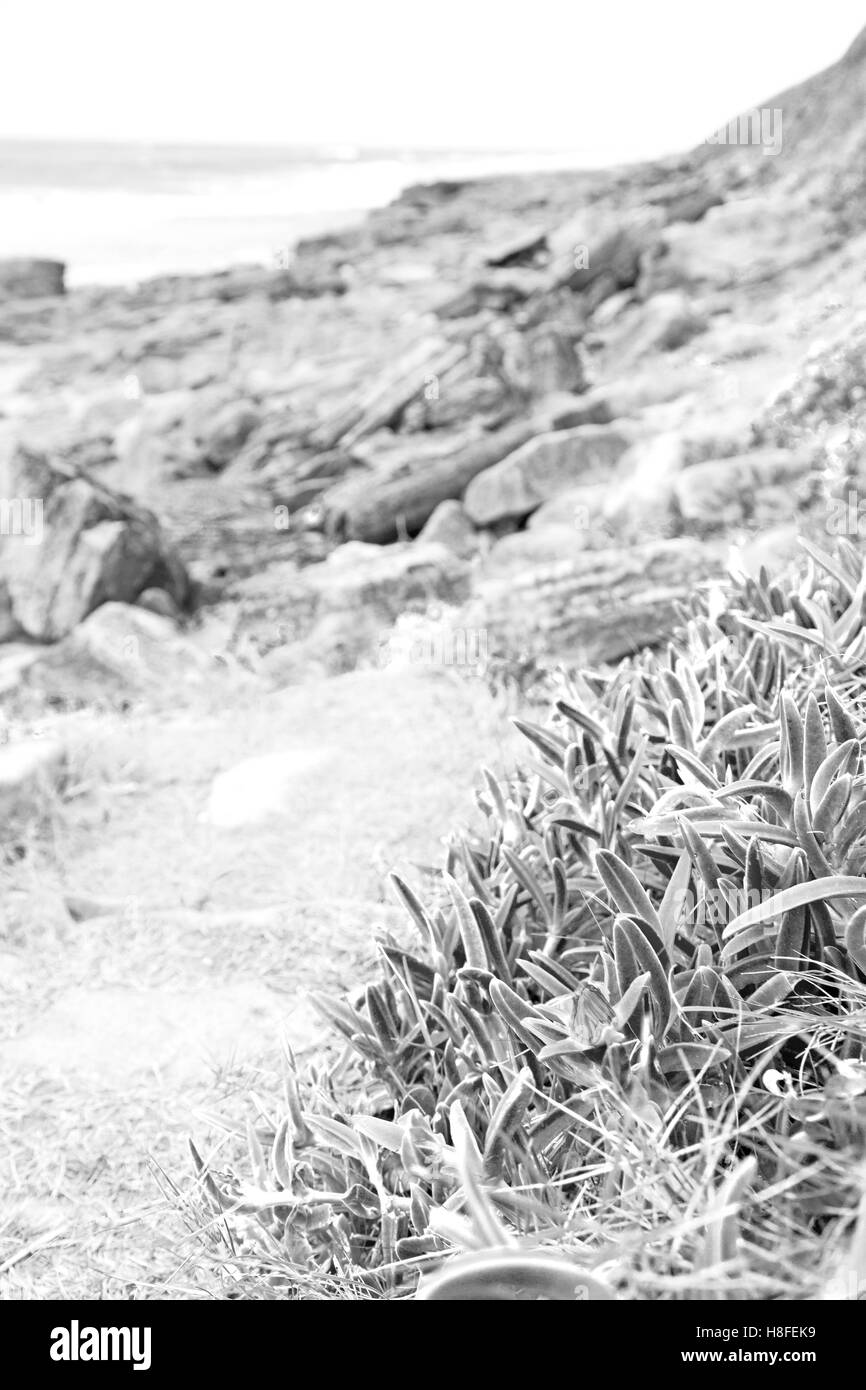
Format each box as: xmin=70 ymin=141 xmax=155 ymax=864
xmin=482 ymin=524 xmax=589 ymax=572
xmin=257 ymin=445 xmax=362 ymax=510
xmin=500 ymin=323 xmax=586 ymax=396
xmin=527 ymin=482 xmax=611 ymax=537
xmin=136 ymin=586 xmax=181 ymax=618
xmin=601 ymin=433 xmax=686 ymax=540
xmin=674 ymin=449 xmax=816 ymax=531
xmin=640 ymin=198 xmax=823 ymax=296
xmin=463 ymin=425 xmax=632 ymax=527
xmin=20 ymin=602 xmax=211 ymax=706
xmin=76 ymin=390 xmax=142 ymax=438
xmin=377 ymin=261 xmax=436 ymax=287
xmin=466 ymin=537 xmax=725 ymax=666
xmin=434 ymin=268 xmax=548 ymax=319
xmin=681 ymin=424 xmax=753 ymax=466
xmin=261 ymin=610 xmax=382 ymax=685
xmin=63 ymin=892 xmax=129 ymax=922
xmin=112 ymin=418 xmax=191 ymax=493
xmin=547 ymin=207 xmax=666 ymax=296
xmin=273 ymin=260 xmax=348 ymax=299
xmin=0 ymin=737 xmax=65 ymax=822
xmin=0 ymin=642 xmax=43 ymax=694
xmin=591 ymin=289 xmax=635 ymax=327
xmin=543 ymin=375 xmax=690 ymax=429
xmin=646 ymin=180 xmax=723 ymax=224
xmin=322 ymin=418 xmax=540 ymax=543
xmin=309 ymin=541 xmax=470 ymax=624
xmin=539 ymin=390 xmax=617 ymax=430
xmin=417 ymin=500 xmax=479 ymax=557
xmin=698 ymin=321 xmax=773 ymax=365
xmin=198 ymin=400 xmax=261 ymax=470
xmin=209 ymin=264 xmax=346 ymax=301
xmin=0 ymin=258 xmax=65 ymax=300
xmin=619 ymin=290 xmax=708 ymax=357
xmin=314 ymin=337 xmax=467 ymax=451
xmin=5 ymin=418 xmax=117 ymax=480
xmin=227 ymin=405 xmax=322 ymax=475
xmin=401 ymin=375 xmax=509 ymax=431
xmin=513 ymin=435 xmax=685 ymax=547
xmin=323 ymin=540 xmax=381 ymax=565
xmin=0 ymin=440 xmax=191 ymax=641
xmin=483 ymin=227 xmax=548 ymax=267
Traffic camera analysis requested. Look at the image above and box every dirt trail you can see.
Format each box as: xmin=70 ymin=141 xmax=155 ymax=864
xmin=0 ymin=663 xmax=522 ymax=1296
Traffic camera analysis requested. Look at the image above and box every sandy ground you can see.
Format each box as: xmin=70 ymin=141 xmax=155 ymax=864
xmin=0 ymin=664 xmax=522 ymax=1297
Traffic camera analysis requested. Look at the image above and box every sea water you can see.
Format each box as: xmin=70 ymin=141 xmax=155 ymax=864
xmin=0 ymin=138 xmax=604 ymax=288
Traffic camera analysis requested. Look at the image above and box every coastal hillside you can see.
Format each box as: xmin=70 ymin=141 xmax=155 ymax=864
xmin=689 ymin=21 xmax=866 ymax=197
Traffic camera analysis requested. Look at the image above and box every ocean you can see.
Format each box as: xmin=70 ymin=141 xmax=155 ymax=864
xmin=0 ymin=139 xmax=608 ymax=288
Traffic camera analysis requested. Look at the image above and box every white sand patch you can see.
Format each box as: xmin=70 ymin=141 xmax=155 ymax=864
xmin=199 ymin=748 xmax=335 ymax=827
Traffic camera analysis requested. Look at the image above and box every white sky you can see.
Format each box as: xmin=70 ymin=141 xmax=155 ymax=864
xmin=3 ymin=2 xmax=864 ymax=157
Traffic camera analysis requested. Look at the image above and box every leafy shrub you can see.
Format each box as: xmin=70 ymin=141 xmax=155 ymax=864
xmin=189 ymin=537 xmax=866 ymax=1300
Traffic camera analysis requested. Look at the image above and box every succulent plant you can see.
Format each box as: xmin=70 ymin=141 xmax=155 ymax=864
xmin=190 ymin=538 xmax=866 ymax=1300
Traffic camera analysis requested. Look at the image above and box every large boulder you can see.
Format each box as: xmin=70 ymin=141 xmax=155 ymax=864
xmin=527 ymin=482 xmax=611 ymax=537
xmin=524 ymin=436 xmax=688 ymax=547
xmin=640 ymin=198 xmax=825 ymax=296
xmin=500 ymin=323 xmax=587 ymax=396
xmin=196 ymin=399 xmax=261 ymax=470
xmin=540 ymin=375 xmax=690 ymax=431
xmin=489 ymin=437 xmax=684 ymax=563
xmin=481 ymin=524 xmax=590 ymax=572
xmin=0 ymin=258 xmax=65 ymax=300
xmin=540 ymin=390 xmax=617 ymax=430
xmin=416 ymin=499 xmax=479 ymax=558
xmin=0 ymin=439 xmax=191 ymax=641
xmin=613 ymin=290 xmax=708 ymax=360
xmin=20 ymin=603 xmax=211 ymax=705
xmin=673 ymin=448 xmax=816 ymax=531
xmin=237 ymin=541 xmax=472 ymax=684
xmin=465 ymin=537 xmax=725 ymax=666
xmin=321 ymin=419 xmax=540 ymax=543
xmin=463 ymin=425 xmax=632 ymax=527
xmin=308 ymin=540 xmax=470 ymax=622
xmin=547 ymin=207 xmax=666 ymax=298
xmin=401 ymin=374 xmax=509 ymax=432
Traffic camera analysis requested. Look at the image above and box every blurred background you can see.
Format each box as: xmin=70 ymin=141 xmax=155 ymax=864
xmin=1 ymin=1 xmax=863 ymax=283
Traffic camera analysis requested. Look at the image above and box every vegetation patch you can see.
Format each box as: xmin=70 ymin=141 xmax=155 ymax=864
xmin=188 ymin=539 xmax=866 ymax=1300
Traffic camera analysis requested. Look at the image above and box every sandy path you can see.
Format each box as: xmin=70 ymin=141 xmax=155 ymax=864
xmin=0 ymin=664 xmax=522 ymax=1296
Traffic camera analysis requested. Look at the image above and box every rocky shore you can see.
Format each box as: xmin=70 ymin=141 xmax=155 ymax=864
xmin=3 ymin=32 xmax=866 ymax=722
